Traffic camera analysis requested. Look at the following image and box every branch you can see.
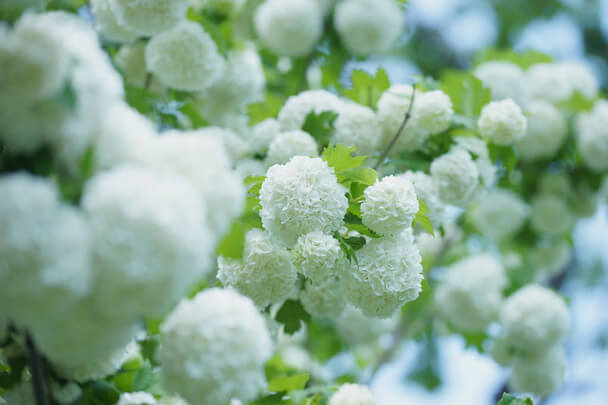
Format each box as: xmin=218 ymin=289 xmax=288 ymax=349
xmin=144 ymin=72 xmax=153 ymax=91
xmin=374 ymin=85 xmax=417 ymax=170
xmin=25 ymin=333 xmax=51 ymax=405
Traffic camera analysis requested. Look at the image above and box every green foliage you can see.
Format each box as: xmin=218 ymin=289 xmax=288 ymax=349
xmin=322 ymin=144 xmax=378 ymax=187
xmin=343 ymin=68 xmax=391 ymax=109
xmin=0 ymin=353 xmax=26 ymax=392
xmin=305 ymin=320 xmax=344 ymax=362
xmin=488 ymin=144 xmax=517 ymax=174
xmin=302 ymin=111 xmax=339 ymax=147
xmin=413 ymin=199 xmax=434 ymax=235
xmin=275 ymin=299 xmax=312 ymax=335
xmin=497 ymin=393 xmax=535 ymax=405
xmin=186 ymin=9 xmax=237 ymax=56
xmin=75 ymin=380 xmax=120 ymax=405
xmin=558 ymin=91 xmax=597 ymax=112
xmin=248 ymin=92 xmax=284 ymax=125
xmin=439 ymin=71 xmax=491 ymax=118
xmin=268 ymin=374 xmax=310 ymax=393
xmin=474 ymin=49 xmax=552 ymax=69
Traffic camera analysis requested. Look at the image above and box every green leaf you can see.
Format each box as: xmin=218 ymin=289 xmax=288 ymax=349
xmin=305 ymin=320 xmax=344 ymax=362
xmin=268 ymin=373 xmax=310 ymax=392
xmin=76 ymin=380 xmax=121 ymax=405
xmin=275 ymin=299 xmax=311 ymax=335
xmin=343 ymin=212 xmax=381 ymax=238
xmin=248 ymin=92 xmax=284 ymax=125
xmin=497 ymin=393 xmax=535 ymax=405
xmin=339 ymin=167 xmax=378 ymax=187
xmin=0 ymin=354 xmax=26 ymax=391
xmin=322 ymin=144 xmax=367 ymax=173
xmin=557 ymin=91 xmax=596 ymax=112
xmin=302 ymin=110 xmax=339 ymax=147
xmin=139 ymin=335 xmax=160 ymax=366
xmin=216 ymin=220 xmax=248 ymax=259
xmin=245 ymin=175 xmax=266 ymax=197
xmin=474 ymin=48 xmax=551 ymax=69
xmin=488 ymin=144 xmax=517 ymax=172
xmin=342 ymin=236 xmax=366 ymax=250
xmin=439 ymin=71 xmax=491 ymax=118
xmin=179 ymin=102 xmax=210 ymax=128
xmin=343 ymin=68 xmax=391 ymax=109
xmin=248 ymin=393 xmax=286 ymax=405
xmin=334 ymin=232 xmax=359 ymax=264
xmin=413 ymin=199 xmax=434 ymax=235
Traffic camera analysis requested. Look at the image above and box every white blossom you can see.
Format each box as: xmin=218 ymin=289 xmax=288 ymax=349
xmin=260 ymin=157 xmax=348 ymax=246
xmin=400 ymin=171 xmax=445 ymax=228
xmin=576 ymin=100 xmax=608 ymax=172
xmin=159 ymin=289 xmax=273 ymax=405
xmin=452 ymin=136 xmax=496 ymax=188
xmin=430 ymin=148 xmax=479 ymax=206
xmin=500 ymin=285 xmax=570 ymax=351
xmin=516 ymin=100 xmax=567 ymax=161
xmin=526 ymin=61 xmax=598 ymax=103
xmin=117 ymin=392 xmax=157 ymax=405
xmin=292 ymin=231 xmax=346 ymax=282
xmin=470 ymin=189 xmax=529 ymax=241
xmin=247 ymin=118 xmax=281 ymax=154
xmin=435 ymin=254 xmax=506 ymax=332
xmin=254 ymin=0 xmax=324 ymax=57
xmin=328 ymin=384 xmax=375 ymax=405
xmin=217 ymin=229 xmax=297 ymax=307
xmin=334 ymin=0 xmax=405 ymax=56
xmin=145 ymin=21 xmax=224 ymax=91
xmin=300 ymin=276 xmax=347 ymax=319
xmin=265 ymin=130 xmax=319 ymax=166
xmin=332 ymin=103 xmax=382 ymax=157
xmin=361 ymin=175 xmax=419 ymax=236
xmin=90 ymin=0 xmax=140 ymax=43
xmin=115 ymin=42 xmax=164 ymax=90
xmin=478 ymin=99 xmax=527 ymax=146
xmin=473 ymin=61 xmax=527 ymax=104
xmin=109 ymin=0 xmax=189 ymax=36
xmin=278 ymin=90 xmax=343 ymax=131
xmin=344 ymin=229 xmax=423 ymax=318
xmin=509 ymin=346 xmax=567 ymax=398
xmin=530 ymin=193 xmax=574 ymax=236
xmin=335 ymin=305 xmax=398 ymax=346
xmin=530 ymin=241 xmax=572 ymax=281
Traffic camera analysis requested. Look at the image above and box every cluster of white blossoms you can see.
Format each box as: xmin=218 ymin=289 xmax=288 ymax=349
xmin=576 ymin=100 xmax=608 ymax=172
xmin=530 ymin=193 xmax=575 ymax=236
xmin=435 ymin=254 xmax=507 ymax=332
xmin=430 ymin=148 xmax=480 ymax=206
xmin=478 ymin=99 xmax=527 ymax=146
xmin=254 ymin=0 xmax=405 ymax=58
xmin=159 ymin=288 xmax=273 ymax=405
xmin=377 ymin=85 xmax=454 ymax=153
xmin=470 ymin=189 xmax=529 ymax=241
xmin=400 ymin=171 xmax=446 ymax=228
xmin=491 ymin=285 xmax=570 ymax=397
xmin=266 ymin=130 xmax=319 ymax=166
xmin=516 ymin=100 xmax=567 ymax=161
xmin=473 ymin=61 xmax=528 ymax=105
xmin=329 ymin=384 xmax=375 ymax=405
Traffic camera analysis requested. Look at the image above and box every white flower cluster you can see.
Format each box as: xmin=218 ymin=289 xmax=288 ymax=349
xmin=470 ymin=189 xmax=529 ymax=241
xmin=527 ymin=61 xmax=598 ymax=103
xmin=435 ymin=254 xmax=507 ymax=332
xmin=335 ymin=305 xmax=399 ymax=346
xmin=516 ymin=100 xmax=567 ymax=161
xmin=530 ymin=193 xmax=575 ymax=236
xmin=576 ymin=100 xmax=608 ymax=172
xmin=331 ymin=103 xmax=382 ymax=157
xmin=492 ymin=285 xmax=570 ymax=397
xmin=266 ymin=130 xmax=319 ymax=166
xmin=334 ymin=0 xmax=405 ymax=56
xmin=117 ymin=392 xmax=157 ymax=405
xmin=430 ymin=148 xmax=479 ymax=206
xmin=478 ymin=99 xmax=527 ymax=146
xmin=328 ymin=383 xmax=375 ymax=405
xmin=377 ymin=85 xmax=454 ymax=153
xmin=159 ymin=288 xmax=273 ymax=405
xmin=400 ymin=171 xmax=446 ymax=228
xmin=474 ymin=61 xmax=527 ymax=105
xmin=108 ymin=0 xmax=189 ymax=36
xmin=278 ymin=90 xmax=343 ymax=131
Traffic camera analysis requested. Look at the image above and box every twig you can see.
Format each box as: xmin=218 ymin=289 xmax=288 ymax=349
xmin=374 ymin=85 xmax=417 ymax=170
xmin=144 ymin=72 xmax=153 ymax=90
xmin=25 ymin=333 xmax=51 ymax=405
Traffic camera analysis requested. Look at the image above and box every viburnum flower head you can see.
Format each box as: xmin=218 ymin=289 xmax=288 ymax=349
xmin=452 ymin=136 xmax=496 ymax=188
xmin=430 ymin=148 xmax=480 ymax=206
xmin=344 ymin=228 xmax=423 ymax=318
xmin=115 ymin=42 xmax=164 ymax=90
xmin=361 ymin=175 xmax=419 ymax=235
xmin=292 ymin=231 xmax=346 ymax=282
xmin=300 ymin=276 xmax=347 ymax=319
xmin=530 ymin=193 xmax=575 ymax=236
xmin=260 ymin=156 xmax=348 ymax=246
xmin=278 ymin=90 xmax=343 ymax=130
xmin=478 ymin=99 xmax=527 ymax=145
xmin=500 ymin=285 xmax=570 ymax=351
xmin=145 ymin=21 xmax=224 ymax=91
xmin=332 ymin=103 xmax=382 ymax=156
xmin=470 ymin=189 xmax=529 ymax=241
xmin=254 ymin=0 xmax=323 ymax=57
xmin=414 ymin=90 xmax=454 ymax=135
xmin=109 ymin=0 xmax=189 ymax=36
xmin=117 ymin=392 xmax=157 ymax=405
xmin=527 ymin=61 xmax=598 ymax=103
xmin=435 ymin=254 xmax=507 ymax=332
xmin=247 ymin=118 xmax=281 ymax=154
xmin=90 ymin=0 xmax=140 ymax=43
xmin=217 ymin=229 xmax=297 ymax=307
xmin=328 ymin=383 xmax=375 ymax=405
xmin=509 ymin=346 xmax=566 ymax=398
xmin=159 ymin=288 xmax=273 ymax=405
xmin=400 ymin=171 xmax=445 ymax=228
xmin=334 ymin=0 xmax=405 ymax=56
xmin=82 ymin=166 xmax=212 ymax=322
xmin=473 ymin=61 xmax=527 ymax=104
xmin=576 ymin=100 xmax=608 ymax=172
xmin=335 ymin=305 xmax=398 ymax=345
xmin=265 ymin=130 xmax=319 ymax=166
xmin=516 ymin=100 xmax=567 ymax=161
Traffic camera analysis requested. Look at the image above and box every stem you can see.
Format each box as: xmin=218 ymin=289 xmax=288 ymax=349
xmin=144 ymin=72 xmax=153 ymax=90
xmin=374 ymin=85 xmax=417 ymax=170
xmin=25 ymin=333 xmax=51 ymax=405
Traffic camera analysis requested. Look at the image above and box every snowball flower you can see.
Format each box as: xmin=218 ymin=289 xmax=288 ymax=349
xmin=470 ymin=189 xmax=529 ymax=241
xmin=478 ymin=99 xmax=527 ymax=145
xmin=332 ymin=103 xmax=382 ymax=156
xmin=254 ymin=0 xmax=323 ymax=57
xmin=400 ymin=171 xmax=445 ymax=228
xmin=414 ymin=90 xmax=454 ymax=135
xmin=473 ymin=61 xmax=527 ymax=104
xmin=361 ymin=175 xmax=419 ymax=235
xmin=90 ymin=0 xmax=140 ymax=43
xmin=292 ymin=231 xmax=346 ymax=282
xmin=576 ymin=100 xmax=608 ymax=172
xmin=509 ymin=346 xmax=566 ymax=398
xmin=109 ymin=0 xmax=189 ymax=36
xmin=344 ymin=229 xmax=423 ymax=318
xmin=500 ymin=285 xmax=570 ymax=351
xmin=516 ymin=100 xmax=567 ymax=161
xmin=452 ymin=136 xmax=496 ymax=188
xmin=329 ymin=384 xmax=375 ymax=405
xmin=159 ymin=288 xmax=273 ymax=405
xmin=430 ymin=149 xmax=479 ymax=206
xmin=335 ymin=305 xmax=398 ymax=345
xmin=435 ymin=254 xmax=507 ymax=332
xmin=530 ymin=194 xmax=574 ymax=236
xmin=217 ymin=229 xmax=297 ymax=307
xmin=300 ymin=276 xmax=347 ymax=319
xmin=278 ymin=90 xmax=343 ymax=130
xmin=530 ymin=241 xmax=572 ymax=281
xmin=117 ymin=392 xmax=157 ymax=405
xmin=260 ymin=157 xmax=348 ymax=246
xmin=82 ymin=166 xmax=211 ymax=322
xmin=115 ymin=42 xmax=163 ymax=90
xmin=265 ymin=130 xmax=319 ymax=166
xmin=145 ymin=21 xmax=224 ymax=91
xmin=526 ymin=61 xmax=598 ymax=103
xmin=334 ymin=0 xmax=405 ymax=56
xmin=235 ymin=159 xmax=267 ymax=179
xmin=0 ymin=174 xmax=91 ymax=327
xmin=247 ymin=118 xmax=281 ymax=154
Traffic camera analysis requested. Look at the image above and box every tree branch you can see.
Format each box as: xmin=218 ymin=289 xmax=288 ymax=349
xmin=25 ymin=333 xmax=51 ymax=405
